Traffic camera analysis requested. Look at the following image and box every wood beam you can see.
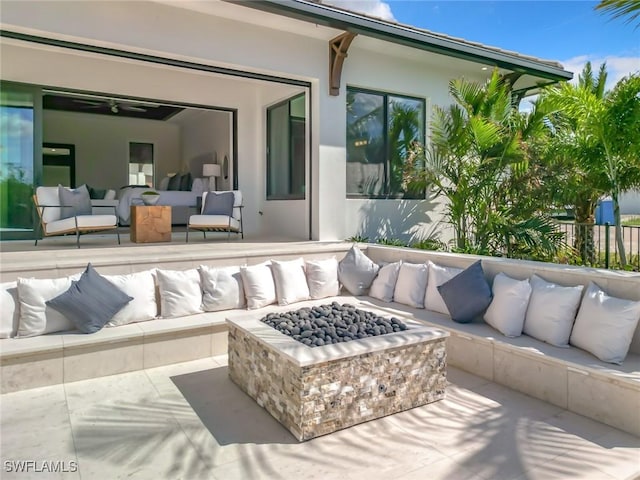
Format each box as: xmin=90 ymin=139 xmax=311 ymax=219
xmin=329 ymin=32 xmax=357 ymax=96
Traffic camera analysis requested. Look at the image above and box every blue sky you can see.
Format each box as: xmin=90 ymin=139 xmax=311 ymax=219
xmin=323 ymin=0 xmax=639 ymax=87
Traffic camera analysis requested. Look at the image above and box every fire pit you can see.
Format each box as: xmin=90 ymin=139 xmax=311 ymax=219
xmin=227 ymin=304 xmax=449 ymax=441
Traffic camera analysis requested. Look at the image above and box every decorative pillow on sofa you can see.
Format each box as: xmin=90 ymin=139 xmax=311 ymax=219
xmin=438 ymin=261 xmax=492 ymax=324
xmin=179 ymin=172 xmax=193 ymax=191
xmin=0 ymin=281 xmax=20 ymax=338
xmin=104 ymin=270 xmax=158 ymax=326
xmin=483 ymin=273 xmax=532 ymax=337
xmin=47 ymin=264 xmax=133 ymax=334
xmin=271 ymin=258 xmax=310 ymax=305
xmin=167 ymin=174 xmax=181 ymax=191
xmin=393 ymin=262 xmax=428 ymax=308
xmin=202 ymin=191 xmax=234 ymax=216
xmin=305 ymin=258 xmax=340 ymax=299
xmin=16 ymin=273 xmax=82 ymax=337
xmin=337 ymin=245 xmax=379 ymax=296
xmin=58 ymin=184 xmax=92 ymax=219
xmin=370 ymin=261 xmax=402 ymax=303
xmin=424 ymin=261 xmax=463 ymax=314
xmin=156 ymin=268 xmax=203 ymax=318
xmin=199 ymin=265 xmax=246 ymax=311
xmin=240 ymin=262 xmax=277 ymax=309
xmin=523 ymin=274 xmax=583 ymax=347
xmin=569 ymin=282 xmax=640 ymax=364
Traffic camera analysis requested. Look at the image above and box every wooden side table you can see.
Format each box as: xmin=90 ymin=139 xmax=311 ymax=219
xmin=130 ymin=205 xmax=172 ymax=243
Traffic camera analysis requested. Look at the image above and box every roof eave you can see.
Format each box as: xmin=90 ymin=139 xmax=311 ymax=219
xmin=231 ymin=0 xmax=573 ymax=84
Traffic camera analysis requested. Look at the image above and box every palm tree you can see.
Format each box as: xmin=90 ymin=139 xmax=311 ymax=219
xmin=596 ymin=0 xmax=640 ymax=28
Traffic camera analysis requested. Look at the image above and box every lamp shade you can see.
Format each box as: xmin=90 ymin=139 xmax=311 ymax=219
xmin=203 ymin=163 xmax=221 ymax=177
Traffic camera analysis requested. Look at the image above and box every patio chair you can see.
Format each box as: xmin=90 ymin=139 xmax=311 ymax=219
xmin=186 ymin=190 xmax=243 ymax=242
xmin=33 ymin=186 xmax=120 ymax=248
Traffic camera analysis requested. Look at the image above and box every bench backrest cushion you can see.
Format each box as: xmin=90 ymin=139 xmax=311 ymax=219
xmin=0 ymin=282 xmax=19 ymax=338
xmin=35 ymin=186 xmax=62 ymax=223
xmin=305 ymin=258 xmax=340 ymax=300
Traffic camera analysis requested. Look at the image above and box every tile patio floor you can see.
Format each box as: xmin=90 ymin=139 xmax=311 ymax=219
xmin=1 ymin=355 xmax=639 ymax=480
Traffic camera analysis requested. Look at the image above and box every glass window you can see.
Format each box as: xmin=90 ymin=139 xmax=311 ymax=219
xmin=267 ymin=94 xmax=306 ymax=200
xmin=346 ymin=88 xmax=425 ymax=198
xmin=129 ymin=142 xmax=154 ymax=187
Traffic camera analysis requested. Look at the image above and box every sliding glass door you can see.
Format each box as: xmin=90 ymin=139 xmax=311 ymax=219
xmin=0 ymin=82 xmax=42 ymax=240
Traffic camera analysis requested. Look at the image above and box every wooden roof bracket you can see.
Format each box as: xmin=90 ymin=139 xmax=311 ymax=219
xmin=329 ymin=32 xmax=357 ymax=96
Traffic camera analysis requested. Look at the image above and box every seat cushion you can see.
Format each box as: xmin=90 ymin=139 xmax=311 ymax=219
xmin=45 ymin=215 xmax=117 ymax=234
xmin=189 ymin=215 xmax=240 ymax=230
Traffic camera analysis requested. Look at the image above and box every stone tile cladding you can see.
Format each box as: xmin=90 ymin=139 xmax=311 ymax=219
xmin=228 ymin=323 xmax=447 ymax=441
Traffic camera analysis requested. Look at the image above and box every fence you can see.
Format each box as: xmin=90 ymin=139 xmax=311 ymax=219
xmin=554 ymin=222 xmax=640 ymax=271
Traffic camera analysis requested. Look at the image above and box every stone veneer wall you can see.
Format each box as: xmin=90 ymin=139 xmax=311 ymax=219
xmin=228 ymin=323 xmax=447 ymax=441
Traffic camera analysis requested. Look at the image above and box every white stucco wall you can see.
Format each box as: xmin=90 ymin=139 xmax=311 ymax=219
xmin=1 ymin=0 xmax=493 ymax=242
xmin=620 ymin=191 xmax=640 ymax=215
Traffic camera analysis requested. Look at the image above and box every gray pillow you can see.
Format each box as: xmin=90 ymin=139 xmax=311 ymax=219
xmin=167 ymin=174 xmax=181 ymax=191
xmin=58 ymin=184 xmax=92 ymax=219
xmin=47 ymin=263 xmax=133 ymax=334
xmin=202 ymin=191 xmax=234 ymax=216
xmin=338 ymin=245 xmax=380 ymax=295
xmin=438 ymin=260 xmax=492 ymax=324
xmin=179 ymin=172 xmax=193 ymax=191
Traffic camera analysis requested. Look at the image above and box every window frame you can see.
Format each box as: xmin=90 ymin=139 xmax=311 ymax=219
xmin=346 ymin=86 xmax=426 ymax=199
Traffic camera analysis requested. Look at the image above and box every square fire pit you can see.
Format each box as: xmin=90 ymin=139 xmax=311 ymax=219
xmin=227 ymin=310 xmax=449 ymax=441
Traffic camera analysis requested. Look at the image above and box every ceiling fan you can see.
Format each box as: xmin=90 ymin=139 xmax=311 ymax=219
xmin=72 ymin=98 xmax=149 ymax=114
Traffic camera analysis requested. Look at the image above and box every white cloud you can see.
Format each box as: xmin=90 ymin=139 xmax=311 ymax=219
xmin=561 ymin=54 xmax=640 ymax=89
xmin=321 ymin=0 xmax=396 ymax=21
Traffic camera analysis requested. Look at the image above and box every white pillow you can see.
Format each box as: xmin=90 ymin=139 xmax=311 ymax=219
xmin=271 ymin=258 xmax=310 ymax=306
xmin=305 ymin=258 xmax=340 ymax=299
xmin=0 ymin=281 xmax=20 ymax=338
xmin=159 ymin=176 xmax=170 ymax=190
xmin=156 ymin=269 xmax=203 ymax=318
xmin=369 ymin=261 xmax=402 ymax=303
xmin=393 ymin=262 xmax=429 ymax=308
xmin=523 ymin=275 xmax=583 ymax=347
xmin=104 ymin=270 xmax=158 ymax=326
xmin=191 ymin=178 xmax=207 ymax=196
xmin=104 ymin=189 xmax=116 ymax=201
xmin=484 ymin=273 xmax=532 ymax=337
xmin=240 ymin=262 xmax=277 ymax=310
xmin=199 ymin=265 xmax=246 ymax=311
xmin=570 ymin=282 xmax=640 ymax=364
xmin=16 ymin=275 xmax=81 ymax=337
xmin=425 ymin=261 xmax=463 ymax=314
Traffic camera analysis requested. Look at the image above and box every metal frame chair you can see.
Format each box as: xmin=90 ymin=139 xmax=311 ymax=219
xmin=186 ymin=191 xmax=243 ymax=242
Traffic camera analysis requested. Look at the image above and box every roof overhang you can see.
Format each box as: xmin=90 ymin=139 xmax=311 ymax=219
xmin=231 ymin=0 xmax=573 ymax=91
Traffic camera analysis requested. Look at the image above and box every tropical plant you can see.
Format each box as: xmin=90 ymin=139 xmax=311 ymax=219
xmin=596 ymin=0 xmax=640 ymax=28
xmin=376 ymin=237 xmax=407 ymax=247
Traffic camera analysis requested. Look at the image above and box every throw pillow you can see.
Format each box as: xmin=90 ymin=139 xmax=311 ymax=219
xmin=393 ymin=262 xmax=428 ymax=308
xmin=156 ymin=268 xmax=203 ymax=318
xmin=523 ymin=274 xmax=584 ymax=347
xmin=88 ymin=185 xmax=107 ymax=200
xmin=179 ymin=172 xmax=193 ymax=191
xmin=271 ymin=258 xmax=311 ymax=305
xmin=199 ymin=265 xmax=246 ymax=311
xmin=58 ymin=184 xmax=92 ymax=219
xmin=438 ymin=260 xmax=492 ymax=323
xmin=47 ymin=264 xmax=133 ymax=334
xmin=483 ymin=273 xmax=532 ymax=337
xmin=16 ymin=273 xmax=82 ymax=337
xmin=104 ymin=270 xmax=158 ymax=326
xmin=569 ymin=282 xmax=640 ymax=364
xmin=424 ymin=261 xmax=463 ymax=314
xmin=159 ymin=176 xmax=170 ymax=191
xmin=369 ymin=261 xmax=402 ymax=303
xmin=202 ymin=191 xmax=234 ymax=216
xmin=337 ymin=245 xmax=379 ymax=295
xmin=240 ymin=262 xmax=277 ymax=309
xmin=167 ymin=174 xmax=181 ymax=191
xmin=0 ymin=281 xmax=20 ymax=338
xmin=305 ymin=258 xmax=340 ymax=299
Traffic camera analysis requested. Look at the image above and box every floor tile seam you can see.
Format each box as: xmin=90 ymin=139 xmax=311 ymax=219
xmin=61 ymin=381 xmax=83 ymax=480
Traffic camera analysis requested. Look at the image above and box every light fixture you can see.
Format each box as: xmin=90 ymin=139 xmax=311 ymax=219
xmin=202 ymin=163 xmax=221 ymax=191
xmin=481 ymin=67 xmax=489 ymax=71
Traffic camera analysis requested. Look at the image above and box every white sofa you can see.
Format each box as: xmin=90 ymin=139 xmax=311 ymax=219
xmin=1 ymin=244 xmax=639 ymax=437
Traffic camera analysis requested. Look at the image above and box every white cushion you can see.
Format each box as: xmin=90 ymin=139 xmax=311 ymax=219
xmin=393 ymin=262 xmax=429 ymax=308
xmin=156 ymin=269 xmax=203 ymax=318
xmin=425 ymin=261 xmax=463 ymax=314
xmin=199 ymin=265 xmax=246 ymax=311
xmin=523 ymin=275 xmax=583 ymax=347
xmin=484 ymin=273 xmax=532 ymax=337
xmin=45 ymin=214 xmax=117 ymax=234
xmin=189 ymin=215 xmax=240 ymax=230
xmin=35 ymin=186 xmax=62 ymax=223
xmin=104 ymin=270 xmax=158 ymax=326
xmin=305 ymin=258 xmax=340 ymax=299
xmin=240 ymin=262 xmax=276 ymax=310
xmin=570 ymin=282 xmax=640 ymax=364
xmin=104 ymin=189 xmax=116 ymax=201
xmin=369 ymin=261 xmax=402 ymax=303
xmin=191 ymin=178 xmax=207 ymax=196
xmin=16 ymin=275 xmax=81 ymax=337
xmin=0 ymin=281 xmax=20 ymax=338
xmin=271 ymin=258 xmax=310 ymax=305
